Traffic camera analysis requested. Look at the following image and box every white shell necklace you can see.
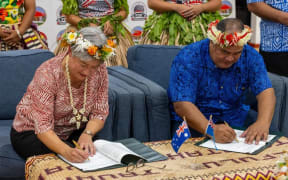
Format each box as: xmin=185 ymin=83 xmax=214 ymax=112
xmin=65 ymin=56 xmax=88 ymax=129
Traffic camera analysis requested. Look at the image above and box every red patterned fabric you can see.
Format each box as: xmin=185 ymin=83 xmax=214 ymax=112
xmin=13 ymin=54 xmax=109 ymax=140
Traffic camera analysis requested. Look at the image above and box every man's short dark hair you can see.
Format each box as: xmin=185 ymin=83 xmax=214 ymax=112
xmin=216 ymin=18 xmax=244 ymax=33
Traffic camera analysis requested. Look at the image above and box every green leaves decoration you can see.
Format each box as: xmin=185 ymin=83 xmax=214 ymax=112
xmin=143 ymin=11 xmax=223 ymax=45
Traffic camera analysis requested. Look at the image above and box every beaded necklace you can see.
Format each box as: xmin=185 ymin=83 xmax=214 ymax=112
xmin=65 ymin=56 xmax=88 ymax=129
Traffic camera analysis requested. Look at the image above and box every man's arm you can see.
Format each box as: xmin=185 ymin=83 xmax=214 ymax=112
xmin=174 ymin=101 xmax=236 ymax=143
xmin=247 ymin=2 xmax=288 ymax=25
xmin=241 ymin=88 xmax=276 ymax=144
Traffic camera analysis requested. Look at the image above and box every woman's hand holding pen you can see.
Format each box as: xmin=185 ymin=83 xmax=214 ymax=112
xmin=61 ymin=145 xmax=90 ymax=163
xmin=78 ymin=133 xmax=96 ymax=156
xmin=213 ymin=124 xmax=236 ymax=143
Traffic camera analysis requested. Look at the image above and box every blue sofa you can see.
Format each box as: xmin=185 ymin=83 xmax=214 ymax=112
xmin=1 ymin=45 xmax=288 ymax=179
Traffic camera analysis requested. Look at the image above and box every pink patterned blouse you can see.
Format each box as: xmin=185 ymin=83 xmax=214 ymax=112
xmin=13 ymin=54 xmax=109 ymax=140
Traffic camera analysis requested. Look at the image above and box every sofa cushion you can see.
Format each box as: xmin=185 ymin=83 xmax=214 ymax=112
xmin=268 ymin=73 xmax=286 ymax=134
xmin=0 ymin=120 xmax=13 ymax=147
xmin=0 ymin=50 xmax=55 ymax=120
xmin=96 ymin=89 xmax=115 ymax=141
xmin=109 ymin=75 xmax=148 ymax=142
xmin=106 ymin=75 xmax=132 ymax=140
xmin=0 ymin=120 xmax=25 ymax=179
xmin=127 ymin=45 xmax=182 ymax=89
xmin=279 ymin=75 xmax=288 ymax=137
xmin=108 ymin=66 xmax=171 ymax=141
xmin=0 ymin=144 xmax=25 ymax=180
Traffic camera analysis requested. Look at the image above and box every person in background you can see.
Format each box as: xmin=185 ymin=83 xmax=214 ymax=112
xmin=168 ymin=18 xmax=276 ymax=144
xmin=10 ymin=27 xmax=111 ymax=163
xmin=56 ymin=0 xmax=133 ymax=67
xmin=140 ymin=0 xmax=222 ymax=45
xmin=0 ymin=0 xmax=47 ymax=51
xmin=247 ymin=0 xmax=288 ymax=77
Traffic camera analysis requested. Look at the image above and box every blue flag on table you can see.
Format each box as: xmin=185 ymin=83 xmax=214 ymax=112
xmin=206 ymin=115 xmax=217 ymax=150
xmin=206 ymin=117 xmax=214 ymax=137
xmin=171 ymin=120 xmax=191 ymax=153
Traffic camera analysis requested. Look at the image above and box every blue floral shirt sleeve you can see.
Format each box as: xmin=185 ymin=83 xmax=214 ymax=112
xmin=168 ymin=44 xmax=201 ymax=104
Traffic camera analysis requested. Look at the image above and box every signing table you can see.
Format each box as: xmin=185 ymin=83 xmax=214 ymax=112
xmin=25 ymin=137 xmax=288 ymax=180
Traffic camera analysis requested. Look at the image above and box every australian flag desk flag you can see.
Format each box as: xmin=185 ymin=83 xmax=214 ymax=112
xmin=206 ymin=115 xmax=217 ymax=150
xmin=171 ymin=119 xmax=191 ymax=153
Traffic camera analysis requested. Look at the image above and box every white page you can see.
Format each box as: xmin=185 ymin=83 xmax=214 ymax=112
xmin=59 ymin=152 xmax=118 ymax=171
xmin=59 ymin=139 xmax=143 ymax=171
xmin=94 ymin=140 xmax=142 ymax=163
xmin=199 ymin=129 xmax=276 ymax=154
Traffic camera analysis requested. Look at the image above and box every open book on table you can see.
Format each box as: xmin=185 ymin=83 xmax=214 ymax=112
xmin=59 ymin=138 xmax=167 ymax=172
xmin=195 ymin=129 xmax=280 ymax=155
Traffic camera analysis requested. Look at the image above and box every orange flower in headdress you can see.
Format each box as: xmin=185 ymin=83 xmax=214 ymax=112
xmin=102 ymin=46 xmax=113 ymax=53
xmin=87 ymin=46 xmax=98 ymax=56
xmin=107 ymin=39 xmax=116 ymax=48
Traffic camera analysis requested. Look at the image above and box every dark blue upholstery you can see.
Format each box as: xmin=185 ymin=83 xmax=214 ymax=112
xmin=108 ymin=75 xmax=148 ymax=142
xmin=0 ymin=50 xmax=55 ymax=120
xmin=108 ymin=66 xmax=171 ymax=141
xmin=127 ymin=45 xmax=182 ymax=89
xmin=107 ymin=75 xmax=132 ymax=140
xmin=96 ymin=89 xmax=115 ymax=141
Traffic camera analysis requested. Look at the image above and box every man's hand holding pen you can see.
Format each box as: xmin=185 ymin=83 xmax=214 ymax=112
xmin=213 ymin=123 xmax=237 ymax=144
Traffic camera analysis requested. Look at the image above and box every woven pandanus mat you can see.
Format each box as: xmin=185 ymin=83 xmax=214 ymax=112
xmin=25 ymin=137 xmax=288 ymax=180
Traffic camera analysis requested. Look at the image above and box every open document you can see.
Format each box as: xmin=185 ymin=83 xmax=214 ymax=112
xmin=196 ymin=129 xmax=280 ymax=154
xmin=59 ymin=138 xmax=167 ymax=171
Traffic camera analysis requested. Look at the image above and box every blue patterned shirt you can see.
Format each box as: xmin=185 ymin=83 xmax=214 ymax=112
xmin=247 ymin=0 xmax=288 ymax=52
xmin=168 ymin=39 xmax=272 ymax=127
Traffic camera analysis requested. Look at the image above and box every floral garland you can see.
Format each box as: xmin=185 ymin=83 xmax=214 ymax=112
xmin=207 ymin=20 xmax=252 ymax=47
xmin=61 ymin=30 xmax=116 ymax=60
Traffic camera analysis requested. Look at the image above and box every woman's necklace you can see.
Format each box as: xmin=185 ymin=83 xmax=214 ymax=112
xmin=65 ymin=56 xmax=88 ymax=129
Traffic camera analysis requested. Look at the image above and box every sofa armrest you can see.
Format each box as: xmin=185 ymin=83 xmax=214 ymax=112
xmin=108 ymin=66 xmax=171 ymax=141
xmin=244 ymin=72 xmax=286 ymax=135
xmin=278 ymin=75 xmax=288 ymax=137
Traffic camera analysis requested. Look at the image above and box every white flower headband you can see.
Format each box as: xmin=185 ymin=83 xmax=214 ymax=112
xmin=207 ymin=20 xmax=252 ymax=47
xmin=61 ymin=30 xmax=116 ymax=60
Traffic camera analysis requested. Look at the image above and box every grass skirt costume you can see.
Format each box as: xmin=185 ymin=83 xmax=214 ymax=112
xmin=55 ymin=0 xmax=134 ymax=67
xmin=140 ymin=1 xmax=222 ymax=46
xmin=0 ymin=0 xmax=48 ymax=51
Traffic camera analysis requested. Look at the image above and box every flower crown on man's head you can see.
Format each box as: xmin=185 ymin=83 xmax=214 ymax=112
xmin=61 ymin=30 xmax=116 ymax=60
xmin=207 ymin=20 xmax=252 ymax=47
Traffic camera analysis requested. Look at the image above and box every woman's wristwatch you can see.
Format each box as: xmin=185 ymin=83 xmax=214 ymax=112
xmin=84 ymin=130 xmax=93 ymax=137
